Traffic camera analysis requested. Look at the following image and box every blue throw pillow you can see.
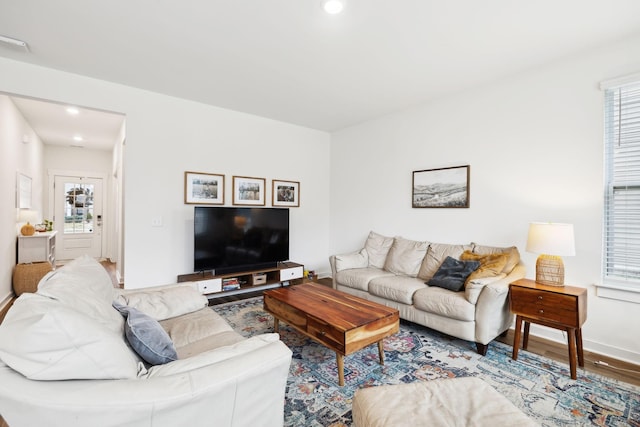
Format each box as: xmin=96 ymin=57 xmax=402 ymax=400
xmin=112 ymin=301 xmax=178 ymax=365
xmin=427 ymin=256 xmax=481 ymax=292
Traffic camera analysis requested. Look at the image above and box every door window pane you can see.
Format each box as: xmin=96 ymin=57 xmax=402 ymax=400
xmin=64 ymin=183 xmax=94 ymax=234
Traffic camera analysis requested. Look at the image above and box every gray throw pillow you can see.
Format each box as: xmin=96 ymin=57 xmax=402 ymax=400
xmin=427 ymin=256 xmax=480 ymax=292
xmin=112 ymin=301 xmax=178 ymax=365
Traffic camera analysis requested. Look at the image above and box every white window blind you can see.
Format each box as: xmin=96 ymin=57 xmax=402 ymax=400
xmin=604 ymin=80 xmax=640 ymax=285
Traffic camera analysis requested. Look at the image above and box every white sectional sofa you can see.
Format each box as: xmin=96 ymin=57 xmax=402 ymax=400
xmin=0 ymin=255 xmax=292 ymax=427
xmin=329 ymin=232 xmax=525 ymax=355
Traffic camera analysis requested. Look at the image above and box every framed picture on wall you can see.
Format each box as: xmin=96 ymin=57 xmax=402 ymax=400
xmin=184 ymin=171 xmax=225 ymax=204
xmin=17 ymin=172 xmax=32 ymax=209
xmin=232 ymin=176 xmax=266 ymax=206
xmin=272 ymin=180 xmax=300 ymax=207
xmin=412 ymin=165 xmax=470 ymax=208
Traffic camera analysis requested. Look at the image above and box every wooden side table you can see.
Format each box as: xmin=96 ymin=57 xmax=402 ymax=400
xmin=509 ymin=278 xmax=587 ymax=380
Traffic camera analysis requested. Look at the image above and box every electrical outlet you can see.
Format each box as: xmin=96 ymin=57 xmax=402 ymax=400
xmin=151 ymin=216 xmax=163 ymax=227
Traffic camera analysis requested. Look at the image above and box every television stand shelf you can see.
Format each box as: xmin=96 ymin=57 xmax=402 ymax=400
xmin=177 ymin=262 xmax=304 ymax=299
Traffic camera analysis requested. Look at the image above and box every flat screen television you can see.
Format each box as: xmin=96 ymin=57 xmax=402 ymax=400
xmin=194 ymin=206 xmax=290 ymax=274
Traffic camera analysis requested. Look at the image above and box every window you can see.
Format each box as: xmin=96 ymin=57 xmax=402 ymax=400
xmin=603 ymin=79 xmax=640 ymax=288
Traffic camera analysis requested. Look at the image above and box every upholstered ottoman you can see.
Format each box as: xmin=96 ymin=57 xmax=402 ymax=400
xmin=352 ymin=377 xmax=537 ymax=427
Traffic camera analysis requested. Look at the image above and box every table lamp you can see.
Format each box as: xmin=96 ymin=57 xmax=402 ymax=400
xmin=526 ymin=222 xmax=575 ymax=286
xmin=18 ymin=209 xmax=39 ymax=236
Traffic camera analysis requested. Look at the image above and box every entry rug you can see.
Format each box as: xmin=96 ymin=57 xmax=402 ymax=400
xmin=213 ymin=297 xmax=640 ymax=427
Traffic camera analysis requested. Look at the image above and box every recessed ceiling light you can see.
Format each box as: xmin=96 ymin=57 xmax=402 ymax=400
xmin=322 ymin=0 xmax=344 ymax=14
xmin=66 ymin=107 xmax=80 ymax=115
xmin=73 ymin=135 xmax=84 ymax=142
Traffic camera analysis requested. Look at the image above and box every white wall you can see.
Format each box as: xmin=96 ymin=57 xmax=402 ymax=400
xmin=330 ymin=34 xmax=640 ymax=364
xmin=0 ymin=94 xmax=45 ymax=305
xmin=0 ymin=57 xmax=331 ymax=291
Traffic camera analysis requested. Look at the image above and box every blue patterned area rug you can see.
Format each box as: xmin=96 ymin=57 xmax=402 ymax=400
xmin=213 ymin=297 xmax=640 ymax=427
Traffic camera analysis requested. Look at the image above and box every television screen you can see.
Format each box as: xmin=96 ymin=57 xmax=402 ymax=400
xmin=194 ymin=206 xmax=289 ymax=274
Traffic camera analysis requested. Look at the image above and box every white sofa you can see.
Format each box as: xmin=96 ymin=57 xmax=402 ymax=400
xmin=0 ymin=256 xmax=292 ymax=427
xmin=329 ymin=232 xmax=525 ymax=355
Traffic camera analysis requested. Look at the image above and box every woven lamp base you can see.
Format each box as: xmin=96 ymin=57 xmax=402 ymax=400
xmin=535 ymin=254 xmax=565 ymax=286
xmin=12 ymin=262 xmax=53 ymax=296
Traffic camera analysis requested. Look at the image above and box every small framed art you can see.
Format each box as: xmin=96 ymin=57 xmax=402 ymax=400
xmin=232 ymin=176 xmax=266 ymax=206
xmin=17 ymin=172 xmax=32 ymax=209
xmin=184 ymin=171 xmax=224 ymax=205
xmin=412 ymin=165 xmax=470 ymax=208
xmin=272 ymin=180 xmax=300 ymax=207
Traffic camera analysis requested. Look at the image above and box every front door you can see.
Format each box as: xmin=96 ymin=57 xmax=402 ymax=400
xmin=54 ymin=175 xmax=103 ymax=261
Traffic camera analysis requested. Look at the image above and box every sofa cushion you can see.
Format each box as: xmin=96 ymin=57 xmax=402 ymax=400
xmin=364 ymin=231 xmax=395 ymax=268
xmin=36 ymin=255 xmax=124 ymax=334
xmin=471 ymin=243 xmax=521 ymax=274
xmin=427 ymin=257 xmax=480 ymax=292
xmin=114 ymin=284 xmax=208 ymax=321
xmin=383 ymin=237 xmax=429 ymax=277
xmin=413 ymin=286 xmax=476 ymax=322
xmin=159 ymin=307 xmax=237 ymax=349
xmin=335 ymin=267 xmax=394 ymax=292
xmin=334 ymin=249 xmax=369 ymax=272
xmin=460 ymin=250 xmax=508 ymax=284
xmin=0 ymin=293 xmax=140 ymax=380
xmin=417 ymin=243 xmax=472 ymax=281
xmin=144 ymin=334 xmax=280 ymax=378
xmin=368 ymin=275 xmax=426 ymax=305
xmin=113 ymin=302 xmax=178 ymax=365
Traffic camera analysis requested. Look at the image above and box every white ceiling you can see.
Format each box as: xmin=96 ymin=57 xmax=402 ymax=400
xmin=1 ymin=0 xmax=640 ymax=135
xmin=8 ymin=95 xmax=125 ymax=151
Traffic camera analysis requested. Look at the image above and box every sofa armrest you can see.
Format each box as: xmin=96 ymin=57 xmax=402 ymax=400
xmin=474 ymin=263 xmax=525 ymax=344
xmin=329 ymin=255 xmax=338 ymax=289
xmin=329 ymin=249 xmax=368 ymax=289
xmin=114 ymin=284 xmax=208 ymax=321
xmin=0 ymin=339 xmax=293 ymax=427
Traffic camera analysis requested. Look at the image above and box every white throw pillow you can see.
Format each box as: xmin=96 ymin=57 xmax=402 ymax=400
xmin=0 ymin=293 xmax=140 ymax=380
xmin=364 ymin=231 xmax=394 ymax=269
xmin=335 ymin=249 xmax=369 ymax=272
xmin=114 ymin=285 xmax=208 ymax=321
xmin=384 ymin=237 xmax=429 ymax=277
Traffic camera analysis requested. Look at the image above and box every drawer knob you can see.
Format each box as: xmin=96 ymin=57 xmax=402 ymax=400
xmin=319 ymin=331 xmax=326 ymax=336
xmin=539 ymin=309 xmax=544 ymax=314
xmin=537 ymin=296 xmax=543 ymax=300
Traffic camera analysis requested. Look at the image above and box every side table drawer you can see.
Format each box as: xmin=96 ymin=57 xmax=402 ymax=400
xmin=510 ymin=286 xmax=579 ymax=326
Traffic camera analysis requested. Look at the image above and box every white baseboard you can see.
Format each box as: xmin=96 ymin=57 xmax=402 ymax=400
xmin=527 ymin=324 xmax=640 ymax=366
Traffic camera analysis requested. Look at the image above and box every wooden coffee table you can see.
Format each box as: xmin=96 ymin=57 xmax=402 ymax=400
xmin=263 ymin=282 xmax=399 ymax=386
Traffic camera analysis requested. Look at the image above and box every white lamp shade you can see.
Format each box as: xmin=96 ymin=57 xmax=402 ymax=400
xmin=18 ymin=209 xmax=39 ymax=225
xmin=526 ymin=222 xmax=575 ymax=256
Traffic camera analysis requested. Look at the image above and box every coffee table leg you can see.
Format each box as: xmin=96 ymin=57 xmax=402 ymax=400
xmin=378 ymin=340 xmax=385 ymax=365
xmin=336 ymin=353 xmax=345 ymax=387
xmin=273 ymin=318 xmax=279 ymax=333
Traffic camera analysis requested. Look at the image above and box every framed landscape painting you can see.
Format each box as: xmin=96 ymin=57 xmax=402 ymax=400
xmin=412 ymin=165 xmax=470 ymax=208
xmin=272 ymin=180 xmax=300 ymax=207
xmin=184 ymin=171 xmax=224 ymax=205
xmin=233 ymin=176 xmax=266 ymax=206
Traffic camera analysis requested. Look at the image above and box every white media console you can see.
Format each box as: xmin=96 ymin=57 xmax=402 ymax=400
xmin=177 ymin=262 xmax=304 ymax=299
